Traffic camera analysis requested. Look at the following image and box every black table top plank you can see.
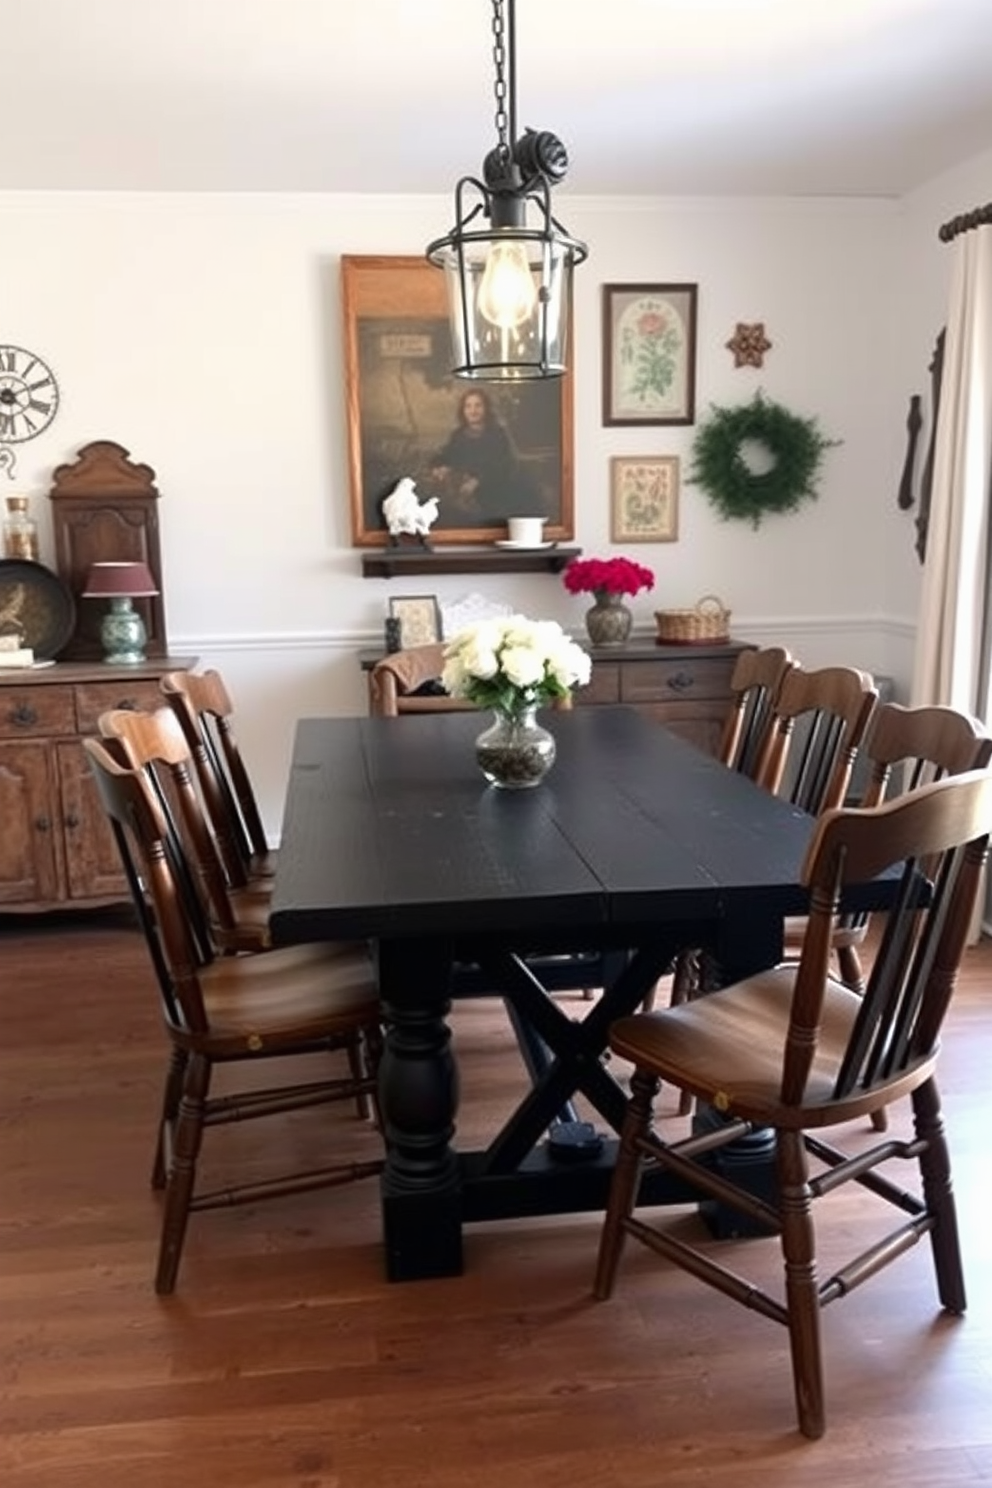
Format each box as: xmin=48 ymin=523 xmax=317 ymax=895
xmin=537 ymin=707 xmax=817 ymax=922
xmin=270 ymin=715 xmax=606 ymax=943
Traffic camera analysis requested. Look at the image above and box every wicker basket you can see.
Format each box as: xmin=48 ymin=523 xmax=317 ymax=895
xmin=654 ymin=594 xmax=731 ymax=646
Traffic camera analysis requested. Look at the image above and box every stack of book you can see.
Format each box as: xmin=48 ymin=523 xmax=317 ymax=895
xmin=0 ymin=635 xmax=35 ymax=668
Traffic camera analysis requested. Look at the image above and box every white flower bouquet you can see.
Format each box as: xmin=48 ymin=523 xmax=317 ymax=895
xmin=442 ymin=614 xmax=591 ymax=717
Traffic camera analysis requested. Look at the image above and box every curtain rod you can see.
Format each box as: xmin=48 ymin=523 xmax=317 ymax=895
xmin=938 ymin=202 xmax=992 ymax=243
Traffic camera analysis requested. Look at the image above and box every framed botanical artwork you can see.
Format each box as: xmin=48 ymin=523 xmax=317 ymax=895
xmin=388 ymin=594 xmax=442 ymax=649
xmin=341 ymin=254 xmax=575 ymax=547
xmin=602 ymin=283 xmax=698 ymax=426
xmin=609 ymin=456 xmax=679 ymax=543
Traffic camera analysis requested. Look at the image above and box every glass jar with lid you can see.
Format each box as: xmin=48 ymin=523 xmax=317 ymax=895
xmin=2 ymin=496 xmax=40 ymax=562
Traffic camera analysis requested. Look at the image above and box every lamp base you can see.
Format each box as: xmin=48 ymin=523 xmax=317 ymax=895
xmin=100 ymin=597 xmax=148 ymax=665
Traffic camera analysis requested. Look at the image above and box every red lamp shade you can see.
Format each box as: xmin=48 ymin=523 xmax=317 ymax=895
xmin=82 ymin=561 xmax=159 ymax=598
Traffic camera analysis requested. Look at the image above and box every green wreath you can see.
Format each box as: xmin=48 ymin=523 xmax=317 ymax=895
xmin=689 ymin=392 xmax=837 ymax=528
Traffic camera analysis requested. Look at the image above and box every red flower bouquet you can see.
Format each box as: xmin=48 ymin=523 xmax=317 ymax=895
xmin=562 ymin=556 xmax=655 ymax=600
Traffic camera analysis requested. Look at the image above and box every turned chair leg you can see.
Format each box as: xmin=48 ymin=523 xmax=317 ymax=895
xmin=594 ymin=1066 xmax=660 ymax=1300
xmin=777 ymin=1130 xmax=826 ymax=1440
xmin=912 ymin=1077 xmax=967 ymax=1314
xmin=155 ymin=1053 xmax=210 ymax=1296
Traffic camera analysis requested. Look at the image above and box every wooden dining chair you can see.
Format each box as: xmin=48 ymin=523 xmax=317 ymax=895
xmin=83 ymin=734 xmax=384 ymax=1295
xmin=99 ymin=705 xmax=275 ymax=954
xmin=655 ymin=645 xmax=798 ymax=1021
xmin=716 ymin=643 xmax=799 ymax=778
xmin=160 ymin=667 xmax=276 ymax=887
xmin=786 ymin=700 xmax=992 ymax=992
xmin=781 ymin=699 xmax=992 ymax=1134
xmin=752 ymin=663 xmax=879 ymax=812
xmin=662 ymin=660 xmax=877 ymax=1109
xmin=593 ymin=766 xmax=992 ymax=1439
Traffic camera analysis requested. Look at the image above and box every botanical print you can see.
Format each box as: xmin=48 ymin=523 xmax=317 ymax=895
xmin=611 ymin=456 xmax=679 ymax=543
xmin=615 ymin=296 xmax=688 ymax=416
xmin=602 ymin=283 xmax=697 ymax=426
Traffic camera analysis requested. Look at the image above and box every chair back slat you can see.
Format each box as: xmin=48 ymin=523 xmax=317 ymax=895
xmin=755 ymin=665 xmax=878 ymax=816
xmin=718 ymin=646 xmax=797 ymax=779
xmin=83 ymin=736 xmax=211 ymax=1036
xmin=160 ymin=670 xmax=258 ymax=885
xmin=99 ymin=706 xmax=237 ymax=953
xmin=783 ymin=768 xmax=992 ymax=1109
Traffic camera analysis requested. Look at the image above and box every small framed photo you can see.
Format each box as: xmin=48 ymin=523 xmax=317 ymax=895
xmin=610 ymin=456 xmax=680 ymax=543
xmin=388 ymin=594 xmax=442 ymax=649
xmin=602 ymin=283 xmax=698 ymax=426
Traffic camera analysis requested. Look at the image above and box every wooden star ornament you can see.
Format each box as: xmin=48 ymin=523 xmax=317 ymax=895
xmin=726 ymin=322 xmax=772 ymax=368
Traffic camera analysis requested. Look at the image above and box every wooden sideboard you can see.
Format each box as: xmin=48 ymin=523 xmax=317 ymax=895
xmin=358 ymin=638 xmax=749 ymax=756
xmin=0 ymin=657 xmax=196 ymax=913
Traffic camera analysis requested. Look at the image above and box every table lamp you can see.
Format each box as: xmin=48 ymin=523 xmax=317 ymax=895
xmin=82 ymin=560 xmax=159 ymax=665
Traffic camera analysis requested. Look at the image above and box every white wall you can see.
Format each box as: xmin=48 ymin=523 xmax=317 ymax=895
xmin=0 ymin=188 xmax=945 ymax=833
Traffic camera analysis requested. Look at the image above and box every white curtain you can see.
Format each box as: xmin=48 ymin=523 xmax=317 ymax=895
xmin=911 ymin=222 xmax=992 ymax=939
xmin=911 ymin=224 xmax=992 ymax=716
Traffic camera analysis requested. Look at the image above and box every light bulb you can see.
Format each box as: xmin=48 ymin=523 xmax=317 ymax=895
xmin=476 ymin=240 xmax=538 ymax=329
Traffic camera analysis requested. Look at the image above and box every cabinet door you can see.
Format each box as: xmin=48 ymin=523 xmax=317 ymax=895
xmin=0 ymin=741 xmax=62 ymax=905
xmin=56 ymin=742 xmax=129 ymax=901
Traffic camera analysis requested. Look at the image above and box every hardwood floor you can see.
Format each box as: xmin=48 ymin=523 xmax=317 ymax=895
xmin=2 ymin=909 xmax=991 ymax=1486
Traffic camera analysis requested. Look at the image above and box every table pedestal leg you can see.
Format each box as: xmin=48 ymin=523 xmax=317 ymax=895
xmin=378 ymin=942 xmax=462 ymax=1281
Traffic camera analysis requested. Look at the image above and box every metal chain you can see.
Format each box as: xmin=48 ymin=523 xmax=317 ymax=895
xmin=491 ymin=0 xmax=510 ymax=163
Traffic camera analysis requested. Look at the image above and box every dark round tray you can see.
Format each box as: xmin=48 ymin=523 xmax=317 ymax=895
xmin=0 ymin=558 xmax=76 ymax=659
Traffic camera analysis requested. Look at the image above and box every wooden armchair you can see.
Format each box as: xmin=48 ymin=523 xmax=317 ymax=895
xmin=369 ymin=644 xmax=470 ymax=716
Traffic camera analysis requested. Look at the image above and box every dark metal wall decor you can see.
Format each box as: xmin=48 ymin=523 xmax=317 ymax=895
xmin=896 ymin=394 xmax=922 ymax=511
xmin=915 ymin=329 xmax=946 ymax=564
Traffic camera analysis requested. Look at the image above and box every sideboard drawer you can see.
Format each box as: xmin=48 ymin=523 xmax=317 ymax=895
xmin=582 ymin=663 xmax=621 ymax=705
xmin=0 ymin=685 xmax=76 ymax=738
xmin=619 ymin=654 xmax=737 ymax=705
xmin=75 ymin=679 xmax=165 ymax=732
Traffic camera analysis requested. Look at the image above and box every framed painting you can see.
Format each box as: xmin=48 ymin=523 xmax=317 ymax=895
xmin=388 ymin=594 xmax=443 ymax=649
xmin=602 ymin=283 xmax=698 ymax=427
xmin=609 ymin=456 xmax=679 ymax=543
xmin=341 ymin=255 xmax=575 ymax=547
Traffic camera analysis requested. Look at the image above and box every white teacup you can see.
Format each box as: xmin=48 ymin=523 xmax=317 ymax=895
xmin=506 ymin=516 xmax=546 ymax=546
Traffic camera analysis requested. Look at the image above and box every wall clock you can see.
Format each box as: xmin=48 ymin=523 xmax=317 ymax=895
xmin=0 ymin=344 xmax=60 ymax=479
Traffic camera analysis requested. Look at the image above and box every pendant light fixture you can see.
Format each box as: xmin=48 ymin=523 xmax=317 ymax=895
xmin=426 ymin=0 xmax=587 ymax=381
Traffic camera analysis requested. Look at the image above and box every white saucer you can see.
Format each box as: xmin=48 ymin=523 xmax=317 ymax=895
xmin=494 ymin=539 xmax=555 ymax=550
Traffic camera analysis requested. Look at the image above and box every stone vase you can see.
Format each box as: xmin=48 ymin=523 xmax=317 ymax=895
xmin=584 ymin=591 xmax=633 ymax=647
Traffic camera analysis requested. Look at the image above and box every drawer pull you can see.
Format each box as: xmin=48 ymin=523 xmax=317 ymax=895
xmin=9 ymin=703 xmax=39 ymax=728
xmin=667 ymin=671 xmax=695 ymax=693
xmin=34 ymin=815 xmax=51 ymax=833
xmin=65 ymin=812 xmax=81 ymax=831
xmin=117 ymin=698 xmax=140 ymax=711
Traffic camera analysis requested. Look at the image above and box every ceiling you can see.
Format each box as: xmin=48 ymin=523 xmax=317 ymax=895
xmin=4 ymin=0 xmax=992 ymax=199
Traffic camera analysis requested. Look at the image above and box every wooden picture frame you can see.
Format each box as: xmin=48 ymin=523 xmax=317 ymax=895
xmin=609 ymin=456 xmax=679 ymax=543
xmin=602 ymin=283 xmax=698 ymax=427
xmin=341 ymin=254 xmax=575 ymax=547
xmin=388 ymin=594 xmax=443 ymax=648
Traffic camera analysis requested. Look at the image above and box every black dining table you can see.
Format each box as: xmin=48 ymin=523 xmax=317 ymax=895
xmin=270 ymin=705 xmax=893 ymax=1282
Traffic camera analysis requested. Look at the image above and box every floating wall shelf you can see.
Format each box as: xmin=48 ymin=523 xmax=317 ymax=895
xmin=360 ymin=545 xmax=582 ymax=579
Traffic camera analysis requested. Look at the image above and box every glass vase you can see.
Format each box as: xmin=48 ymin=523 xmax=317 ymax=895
xmin=475 ymin=705 xmax=556 ymax=789
xmin=585 ymin=591 xmax=633 ymax=646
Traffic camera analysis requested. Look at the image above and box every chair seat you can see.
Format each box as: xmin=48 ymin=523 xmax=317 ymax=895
xmin=196 ymin=944 xmax=378 ymax=1052
xmin=609 ymin=967 xmax=931 ymax=1131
